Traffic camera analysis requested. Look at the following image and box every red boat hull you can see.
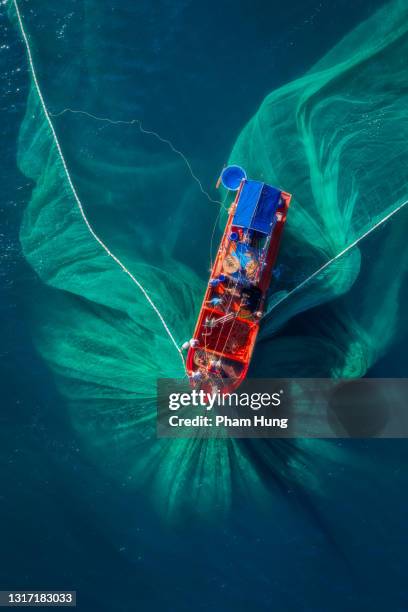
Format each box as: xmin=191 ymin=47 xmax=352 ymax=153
xmin=187 ymin=184 xmax=291 ymax=393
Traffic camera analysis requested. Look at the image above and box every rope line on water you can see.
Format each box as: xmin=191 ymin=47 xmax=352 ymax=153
xmin=265 ymin=197 xmax=408 ymax=318
xmin=12 ymin=0 xmax=186 ymax=369
xmin=49 ymin=108 xmax=223 ymax=206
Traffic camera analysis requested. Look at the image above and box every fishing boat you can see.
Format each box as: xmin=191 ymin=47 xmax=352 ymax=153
xmin=185 ymin=165 xmax=291 ymax=393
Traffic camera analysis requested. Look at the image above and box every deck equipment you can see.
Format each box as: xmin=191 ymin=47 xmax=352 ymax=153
xmin=186 ymin=166 xmax=292 ymax=393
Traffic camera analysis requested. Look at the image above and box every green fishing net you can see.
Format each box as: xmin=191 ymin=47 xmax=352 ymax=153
xmin=10 ymin=0 xmax=408 ymax=515
xmin=229 ymin=0 xmax=408 ymax=377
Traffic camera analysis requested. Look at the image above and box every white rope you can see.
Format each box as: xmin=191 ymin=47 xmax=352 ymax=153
xmin=49 ymin=108 xmax=223 ymax=206
xmin=12 ymin=0 xmax=186 ymax=369
xmin=265 ymin=198 xmax=408 ymax=317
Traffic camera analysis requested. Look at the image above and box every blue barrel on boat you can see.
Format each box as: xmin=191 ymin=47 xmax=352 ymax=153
xmin=221 ymin=165 xmax=247 ymax=191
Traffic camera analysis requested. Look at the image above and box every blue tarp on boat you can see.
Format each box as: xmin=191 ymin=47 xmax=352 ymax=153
xmin=233 ymin=180 xmax=281 ymax=234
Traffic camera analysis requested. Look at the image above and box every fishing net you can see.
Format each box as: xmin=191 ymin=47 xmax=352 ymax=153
xmin=229 ymin=0 xmax=408 ymax=377
xmin=9 ymin=0 xmax=261 ymax=517
xmin=9 ymin=0 xmax=408 ymax=515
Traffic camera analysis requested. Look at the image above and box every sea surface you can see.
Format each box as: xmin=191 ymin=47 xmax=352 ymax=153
xmin=1 ymin=1 xmax=408 ymax=610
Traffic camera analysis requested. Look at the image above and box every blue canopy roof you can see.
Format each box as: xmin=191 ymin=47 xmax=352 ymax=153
xmin=233 ymin=180 xmax=281 ymax=234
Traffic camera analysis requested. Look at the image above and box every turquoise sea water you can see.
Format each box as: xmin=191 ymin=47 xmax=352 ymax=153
xmin=2 ymin=1 xmax=408 ymax=610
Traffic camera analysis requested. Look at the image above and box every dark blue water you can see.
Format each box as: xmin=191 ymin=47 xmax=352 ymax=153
xmin=2 ymin=1 xmax=408 ymax=610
